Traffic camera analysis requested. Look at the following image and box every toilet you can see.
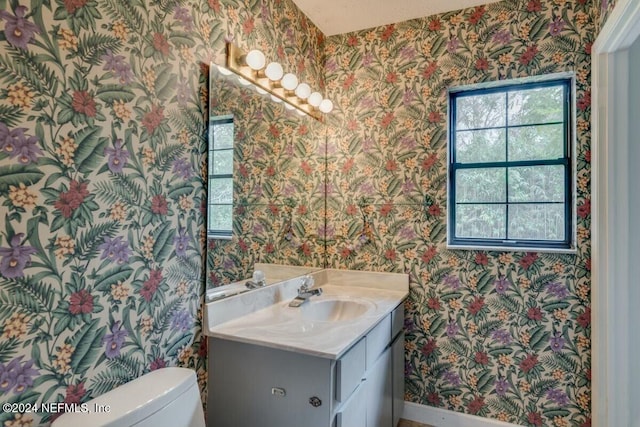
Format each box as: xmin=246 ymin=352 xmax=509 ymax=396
xmin=52 ymin=367 xmax=205 ymax=427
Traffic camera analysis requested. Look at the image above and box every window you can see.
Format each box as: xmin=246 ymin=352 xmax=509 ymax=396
xmin=448 ymin=78 xmax=574 ymax=250
xmin=208 ymin=116 xmax=233 ymax=238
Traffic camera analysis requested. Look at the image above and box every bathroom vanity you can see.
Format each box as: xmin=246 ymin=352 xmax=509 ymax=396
xmin=204 ymin=269 xmax=408 ymax=427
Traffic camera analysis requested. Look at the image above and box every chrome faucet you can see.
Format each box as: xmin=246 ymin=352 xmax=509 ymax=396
xmin=288 ymin=275 xmax=322 ymax=307
xmin=245 ymin=270 xmax=266 ymax=289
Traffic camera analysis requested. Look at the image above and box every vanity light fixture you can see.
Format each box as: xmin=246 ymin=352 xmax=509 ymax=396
xmin=225 ymin=42 xmax=332 ymax=120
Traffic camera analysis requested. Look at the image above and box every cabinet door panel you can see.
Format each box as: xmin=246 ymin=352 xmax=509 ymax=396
xmin=392 ymin=332 xmax=405 ymax=427
xmin=366 ymin=347 xmax=392 ymax=427
xmin=336 ymin=382 xmax=366 ymax=427
xmin=336 ymin=338 xmax=366 ymax=402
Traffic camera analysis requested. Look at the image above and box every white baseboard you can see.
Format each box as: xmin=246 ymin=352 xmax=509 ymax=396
xmin=402 ymin=402 xmax=523 ymax=427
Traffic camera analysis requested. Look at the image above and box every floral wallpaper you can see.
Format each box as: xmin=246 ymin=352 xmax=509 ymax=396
xmin=323 ymin=0 xmax=594 ymax=425
xmin=0 ymin=0 xmax=323 ymax=425
xmin=205 ymin=70 xmax=326 ymax=288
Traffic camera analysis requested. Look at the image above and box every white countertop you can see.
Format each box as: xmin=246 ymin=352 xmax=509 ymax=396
xmin=204 ymin=269 xmax=408 ymax=359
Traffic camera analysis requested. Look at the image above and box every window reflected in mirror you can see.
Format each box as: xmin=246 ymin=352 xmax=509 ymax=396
xmin=208 ymin=115 xmax=234 ymax=238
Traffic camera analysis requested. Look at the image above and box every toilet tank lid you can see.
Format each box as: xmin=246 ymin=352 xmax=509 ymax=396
xmin=52 ymin=367 xmax=198 ymax=427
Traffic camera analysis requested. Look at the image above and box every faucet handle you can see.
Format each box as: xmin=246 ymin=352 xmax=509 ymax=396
xmin=300 ymin=274 xmax=314 ymax=290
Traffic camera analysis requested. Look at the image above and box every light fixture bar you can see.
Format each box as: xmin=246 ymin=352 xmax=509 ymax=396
xmin=225 ymin=42 xmax=329 ymax=121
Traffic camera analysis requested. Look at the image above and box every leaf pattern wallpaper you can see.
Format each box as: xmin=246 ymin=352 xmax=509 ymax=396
xmin=0 ymin=0 xmax=621 ymax=425
xmin=0 ymin=0 xmax=324 ymax=425
xmin=322 ymin=0 xmax=603 ymax=426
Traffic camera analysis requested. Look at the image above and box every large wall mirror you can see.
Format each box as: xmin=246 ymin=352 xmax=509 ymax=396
xmin=206 ymin=64 xmax=327 ymax=290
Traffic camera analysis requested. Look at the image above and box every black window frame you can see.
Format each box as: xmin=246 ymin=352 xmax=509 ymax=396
xmin=448 ymin=78 xmax=574 ymax=251
xmin=208 ymin=116 xmax=234 ymax=239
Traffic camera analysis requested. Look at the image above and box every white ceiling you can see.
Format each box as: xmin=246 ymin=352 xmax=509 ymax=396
xmin=292 ymin=0 xmax=501 ymax=36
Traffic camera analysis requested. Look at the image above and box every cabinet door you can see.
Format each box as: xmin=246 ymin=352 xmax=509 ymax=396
xmin=335 ymin=382 xmax=366 ymax=427
xmin=392 ymin=332 xmax=405 ymax=427
xmin=365 ymin=347 xmax=392 ymax=427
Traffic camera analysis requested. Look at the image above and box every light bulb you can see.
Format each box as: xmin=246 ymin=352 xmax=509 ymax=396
xmin=284 ymin=102 xmax=295 ymax=110
xmin=270 ymin=94 xmax=282 ymax=103
xmin=265 ymin=62 xmax=284 ymax=81
xmin=295 ymin=83 xmax=311 ymax=99
xmin=308 ymin=92 xmax=322 ymax=107
xmin=238 ymin=77 xmax=251 ymax=86
xmin=319 ymin=99 xmax=333 ymax=113
xmin=281 ymin=73 xmax=298 ymax=91
xmin=246 ymin=49 xmax=265 ymax=70
xmin=256 ymin=87 xmax=267 ymax=95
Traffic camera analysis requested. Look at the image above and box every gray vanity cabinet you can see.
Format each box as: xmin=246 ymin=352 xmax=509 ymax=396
xmin=208 ymin=303 xmax=405 ymax=427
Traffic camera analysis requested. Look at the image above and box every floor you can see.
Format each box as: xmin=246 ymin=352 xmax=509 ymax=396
xmin=398 ymin=419 xmax=434 ymax=427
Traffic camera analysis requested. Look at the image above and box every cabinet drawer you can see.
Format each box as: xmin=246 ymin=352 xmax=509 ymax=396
xmin=391 ymin=303 xmax=404 ymax=339
xmin=335 ymin=338 xmax=365 ymax=402
xmin=366 ymin=313 xmax=391 ymax=369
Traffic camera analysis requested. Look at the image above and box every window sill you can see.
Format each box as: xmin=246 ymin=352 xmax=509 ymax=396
xmin=207 ymin=234 xmax=232 ymax=241
xmin=447 ymin=243 xmax=577 ymax=254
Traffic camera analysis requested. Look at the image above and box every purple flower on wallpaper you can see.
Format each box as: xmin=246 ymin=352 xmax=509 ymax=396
xmin=495 ymin=378 xmax=510 ymax=397
xmin=222 ymin=258 xmax=235 ymax=270
xmin=446 ymin=321 xmax=459 ymax=337
xmin=283 ymin=183 xmax=296 ymax=196
xmin=325 ymin=58 xmax=338 ymax=73
xmin=260 ymin=1 xmax=271 ymax=22
xmin=362 ymin=138 xmax=374 ymax=152
xmin=399 ymin=226 xmax=416 ymax=240
xmin=400 ymin=46 xmax=416 ymax=61
xmin=253 ymin=147 xmax=265 ymax=159
xmin=174 ymin=6 xmax=193 ymax=31
xmin=443 ymin=274 xmax=461 ymax=290
xmin=104 ymin=139 xmax=129 ymax=173
xmin=493 ymin=30 xmax=512 ymax=44
xmin=318 ymin=224 xmax=335 ymax=240
xmin=176 ymin=79 xmax=190 ymax=106
xmin=0 ymin=357 xmax=38 ymax=394
xmin=447 ymin=37 xmax=460 ymax=53
xmin=362 ymin=53 xmax=373 ymax=67
xmin=549 ymin=18 xmax=565 ymax=36
xmin=492 ymin=329 xmax=512 ymax=345
xmin=549 ymin=333 xmax=565 ymax=352
xmin=442 ymin=370 xmax=461 ymax=386
xmin=253 ymin=223 xmax=265 ymax=234
xmin=403 ymin=90 xmax=415 ymax=106
xmin=0 ymin=233 xmax=37 ymax=279
xmin=13 ymin=358 xmax=37 ymax=394
xmin=101 ymin=50 xmax=134 ymax=84
xmin=98 ymin=236 xmax=132 ymax=264
xmin=103 ymin=322 xmax=127 ymax=359
xmin=0 ymin=6 xmax=40 ymax=50
xmin=285 ymin=27 xmax=295 ymax=45
xmin=173 ymin=158 xmax=193 ymax=179
xmin=400 ymin=136 xmax=416 ymax=150
xmin=547 ymin=388 xmax=570 ymax=406
xmin=0 ymin=125 xmax=40 ymax=163
xmin=173 ymin=229 xmax=190 ymax=257
xmin=361 ymin=97 xmax=377 ymax=108
xmin=252 ymin=184 xmax=263 ymax=197
xmin=404 ymin=316 xmax=416 ymax=332
xmin=494 ymin=276 xmax=511 ymax=294
xmin=546 ymin=281 xmax=570 ymax=299
xmin=171 ymin=310 xmax=193 ymax=331
xmin=402 ymin=180 xmax=415 ymax=193
xmin=253 ymin=110 xmax=264 ymax=120
xmin=359 ymin=182 xmax=375 ymax=195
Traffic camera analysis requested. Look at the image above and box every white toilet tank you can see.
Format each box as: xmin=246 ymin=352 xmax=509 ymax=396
xmin=52 ymin=367 xmax=205 ymax=427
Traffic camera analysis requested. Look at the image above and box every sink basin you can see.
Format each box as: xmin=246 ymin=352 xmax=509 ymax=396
xmin=295 ymin=298 xmax=374 ymax=322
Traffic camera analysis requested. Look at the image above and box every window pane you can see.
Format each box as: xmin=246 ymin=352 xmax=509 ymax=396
xmin=212 ymin=121 xmax=234 ymax=149
xmin=508 ymin=204 xmax=565 ymax=240
xmin=508 ymin=166 xmax=564 ymax=203
xmin=456 ymin=129 xmax=506 ymax=163
xmin=455 ymin=204 xmax=506 ymax=239
xmin=456 ymin=92 xmax=506 ymax=130
xmin=456 ymin=168 xmax=506 ymax=203
xmin=208 ymin=204 xmax=232 ymax=232
xmin=212 ymin=149 xmax=233 ymax=175
xmin=209 ymin=178 xmax=232 ymax=204
xmin=508 ymin=86 xmax=563 ymax=125
xmin=508 ymin=124 xmax=564 ymax=161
